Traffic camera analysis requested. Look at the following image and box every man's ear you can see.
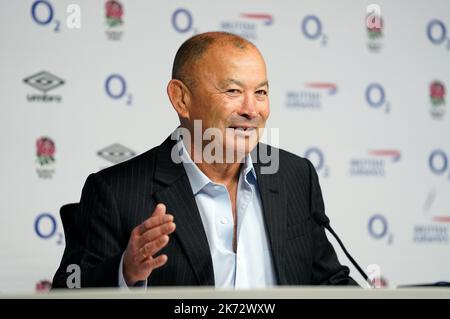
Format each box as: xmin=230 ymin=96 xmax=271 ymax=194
xmin=167 ymin=79 xmax=191 ymax=120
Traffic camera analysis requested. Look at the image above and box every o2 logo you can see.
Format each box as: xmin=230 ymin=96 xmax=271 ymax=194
xmin=301 ymin=15 xmax=328 ymax=46
xmin=429 ymin=149 xmax=450 ymax=179
xmin=31 ymin=1 xmax=81 ymax=32
xmin=172 ymin=8 xmax=197 ymax=34
xmin=105 ymin=74 xmax=133 ymax=106
xmin=304 ymin=147 xmax=329 ymax=177
xmin=368 ymin=214 xmax=393 ymax=245
xmin=427 ymin=19 xmax=450 ymax=50
xmin=34 ymin=212 xmax=63 ymax=245
xmin=365 ymin=83 xmax=390 ymax=113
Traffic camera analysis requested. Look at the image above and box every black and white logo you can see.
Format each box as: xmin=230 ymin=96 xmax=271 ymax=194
xmin=23 ymin=71 xmax=65 ymax=103
xmin=97 ymin=143 xmax=136 ymax=164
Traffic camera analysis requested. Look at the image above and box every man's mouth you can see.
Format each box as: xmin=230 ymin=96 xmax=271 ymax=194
xmin=228 ymin=126 xmax=257 ymax=136
xmin=230 ymin=127 xmax=254 ymax=131
xmin=228 ymin=125 xmax=257 ymax=131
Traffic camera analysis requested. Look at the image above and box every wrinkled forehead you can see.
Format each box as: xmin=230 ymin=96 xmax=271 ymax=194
xmin=195 ymin=43 xmax=266 ymax=76
xmin=205 ymin=40 xmax=263 ymax=61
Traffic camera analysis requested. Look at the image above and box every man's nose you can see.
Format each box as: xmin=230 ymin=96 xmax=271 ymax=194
xmin=239 ymin=93 xmax=258 ymax=119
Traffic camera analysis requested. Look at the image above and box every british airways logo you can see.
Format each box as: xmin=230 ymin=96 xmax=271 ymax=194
xmin=240 ymin=13 xmax=273 ymax=26
xmin=432 ymin=216 xmax=450 ymax=223
xmin=414 ymin=189 xmax=450 ymax=244
xmin=220 ymin=13 xmax=273 ymax=40
xmin=368 ymin=150 xmax=401 ymax=162
xmin=286 ymin=82 xmax=338 ymax=109
xmin=350 ymin=149 xmax=401 ymax=176
xmin=304 ymin=82 xmax=337 ymax=95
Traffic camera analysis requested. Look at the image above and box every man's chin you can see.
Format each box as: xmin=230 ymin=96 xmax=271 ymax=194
xmin=224 ymin=141 xmax=257 ymax=163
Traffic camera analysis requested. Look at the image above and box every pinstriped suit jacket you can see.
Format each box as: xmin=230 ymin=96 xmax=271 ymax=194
xmin=53 ymin=135 xmax=357 ymax=287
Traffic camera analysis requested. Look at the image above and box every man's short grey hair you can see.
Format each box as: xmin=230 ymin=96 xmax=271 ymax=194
xmin=171 ymin=31 xmax=256 ymax=88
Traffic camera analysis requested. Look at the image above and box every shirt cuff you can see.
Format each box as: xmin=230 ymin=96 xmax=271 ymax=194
xmin=118 ymin=253 xmax=147 ymax=289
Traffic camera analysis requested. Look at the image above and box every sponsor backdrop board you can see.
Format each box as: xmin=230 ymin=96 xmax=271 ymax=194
xmin=0 ymin=0 xmax=449 ymax=292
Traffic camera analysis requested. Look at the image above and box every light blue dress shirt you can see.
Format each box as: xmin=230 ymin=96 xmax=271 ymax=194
xmin=119 ymin=130 xmax=276 ymax=288
xmin=177 ymin=133 xmax=276 ymax=288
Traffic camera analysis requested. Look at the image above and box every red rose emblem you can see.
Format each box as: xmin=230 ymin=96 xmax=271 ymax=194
xmin=367 ymin=15 xmax=383 ymax=32
xmin=36 ymin=137 xmax=55 ymax=157
xmin=370 ymin=276 xmax=389 ymax=288
xmin=105 ymin=0 xmax=123 ymax=20
xmin=430 ymin=82 xmax=445 ymax=99
xmin=35 ymin=280 xmax=52 ymax=293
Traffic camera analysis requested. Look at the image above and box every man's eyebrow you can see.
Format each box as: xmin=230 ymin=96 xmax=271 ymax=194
xmin=256 ymin=80 xmax=269 ymax=88
xmin=220 ymin=79 xmax=269 ymax=88
xmin=221 ymin=79 xmax=244 ymax=87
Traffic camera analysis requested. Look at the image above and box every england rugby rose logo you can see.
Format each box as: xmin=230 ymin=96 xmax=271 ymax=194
xmin=430 ymin=81 xmax=445 ymax=106
xmin=105 ymin=0 xmax=123 ymax=27
xmin=36 ymin=137 xmax=55 ymax=166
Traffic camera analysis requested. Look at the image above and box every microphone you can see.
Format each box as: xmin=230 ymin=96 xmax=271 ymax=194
xmin=312 ymin=210 xmax=373 ymax=288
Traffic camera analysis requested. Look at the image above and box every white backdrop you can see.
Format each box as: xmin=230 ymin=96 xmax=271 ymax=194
xmin=1 ymin=0 xmax=449 ymax=292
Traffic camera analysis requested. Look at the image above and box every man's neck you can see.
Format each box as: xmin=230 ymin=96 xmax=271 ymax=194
xmin=188 ymin=144 xmax=242 ymax=186
xmin=196 ymin=160 xmax=241 ymax=186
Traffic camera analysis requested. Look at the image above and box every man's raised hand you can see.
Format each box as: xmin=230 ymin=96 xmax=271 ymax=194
xmin=123 ymin=203 xmax=176 ymax=286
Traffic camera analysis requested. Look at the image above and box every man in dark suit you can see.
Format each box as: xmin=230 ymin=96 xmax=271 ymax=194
xmin=53 ymin=31 xmax=357 ymax=288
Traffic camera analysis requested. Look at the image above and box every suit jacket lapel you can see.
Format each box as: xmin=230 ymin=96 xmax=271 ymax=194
xmin=153 ymin=136 xmax=214 ymax=285
xmin=151 ymin=137 xmax=287 ymax=286
xmin=253 ymin=144 xmax=288 ymax=285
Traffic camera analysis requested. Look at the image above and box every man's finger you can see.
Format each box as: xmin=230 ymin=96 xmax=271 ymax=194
xmin=137 ymin=204 xmax=172 ymax=235
xmin=138 ymin=214 xmax=173 ymax=236
xmin=139 ymin=235 xmax=170 ymax=261
xmin=152 ymin=203 xmax=166 ymax=216
xmin=143 ymin=254 xmax=168 ymax=271
xmin=138 ymin=222 xmax=176 ymax=247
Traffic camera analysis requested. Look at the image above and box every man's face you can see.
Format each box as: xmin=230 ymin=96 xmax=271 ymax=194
xmin=185 ymin=44 xmax=270 ymax=160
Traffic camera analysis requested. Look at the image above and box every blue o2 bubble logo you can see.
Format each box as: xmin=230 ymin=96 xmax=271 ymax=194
xmin=105 ymin=74 xmax=126 ymax=99
xmin=302 ymin=15 xmax=321 ymax=39
xmin=32 ymin=0 xmax=53 ymax=25
xmin=31 ymin=0 xmax=60 ymax=32
xmin=429 ymin=149 xmax=449 ymax=179
xmin=301 ymin=15 xmax=327 ymax=46
xmin=426 ymin=19 xmax=450 ymax=51
xmin=34 ymin=213 xmax=63 ymax=245
xmin=366 ymin=83 xmax=385 ymax=107
xmin=172 ymin=8 xmax=195 ymax=34
xmin=427 ymin=20 xmax=446 ymax=44
xmin=304 ymin=147 xmax=329 ymax=177
xmin=105 ymin=74 xmax=133 ymax=106
xmin=368 ymin=214 xmax=393 ymax=244
xmin=365 ymin=83 xmax=390 ymax=113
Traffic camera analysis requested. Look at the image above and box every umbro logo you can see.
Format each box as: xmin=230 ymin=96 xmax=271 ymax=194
xmin=23 ymin=71 xmax=65 ymax=103
xmin=23 ymin=71 xmax=65 ymax=94
xmin=97 ymin=143 xmax=136 ymax=164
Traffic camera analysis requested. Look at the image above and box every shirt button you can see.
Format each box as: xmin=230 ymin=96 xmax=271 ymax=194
xmin=220 ymin=217 xmax=228 ymax=224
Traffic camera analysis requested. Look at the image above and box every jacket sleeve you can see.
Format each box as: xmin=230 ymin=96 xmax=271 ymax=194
xmin=77 ymin=173 xmax=125 ymax=287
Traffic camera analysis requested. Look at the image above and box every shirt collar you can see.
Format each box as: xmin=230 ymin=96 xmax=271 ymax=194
xmin=173 ymin=127 xmax=257 ymax=195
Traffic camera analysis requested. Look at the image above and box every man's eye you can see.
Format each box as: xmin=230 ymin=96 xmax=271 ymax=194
xmin=256 ymin=90 xmax=267 ymax=96
xmin=227 ymin=89 xmax=241 ymax=94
